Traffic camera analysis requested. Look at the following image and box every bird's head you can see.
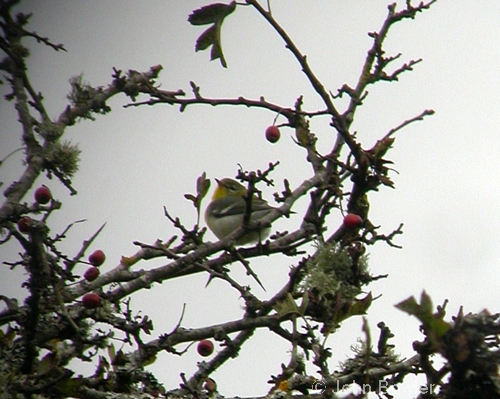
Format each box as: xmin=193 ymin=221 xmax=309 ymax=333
xmin=212 ymin=178 xmax=246 ymax=201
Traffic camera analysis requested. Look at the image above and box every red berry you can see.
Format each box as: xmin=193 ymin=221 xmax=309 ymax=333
xmin=88 ymin=250 xmax=106 ymax=267
xmin=204 ymin=378 xmax=217 ymax=393
xmin=82 ymin=293 xmax=100 ymax=309
xmin=265 ymin=125 xmax=280 ymax=143
xmin=343 ymin=213 xmax=363 ymax=229
xmin=34 ymin=185 xmax=52 ymax=204
xmin=84 ymin=267 xmax=100 ymax=282
xmin=197 ymin=339 xmax=214 ymax=357
xmin=17 ymin=216 xmax=32 ymax=233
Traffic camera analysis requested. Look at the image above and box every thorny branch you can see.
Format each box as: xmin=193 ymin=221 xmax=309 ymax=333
xmin=125 ymin=83 xmax=331 ymax=121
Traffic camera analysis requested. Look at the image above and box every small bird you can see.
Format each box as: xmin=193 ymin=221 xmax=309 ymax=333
xmin=204 ymin=178 xmax=276 ymax=244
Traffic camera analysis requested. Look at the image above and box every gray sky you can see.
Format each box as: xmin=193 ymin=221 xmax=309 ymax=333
xmin=1 ymin=1 xmax=500 ymax=397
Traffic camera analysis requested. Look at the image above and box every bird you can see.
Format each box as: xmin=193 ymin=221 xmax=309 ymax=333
xmin=204 ymin=178 xmax=276 ymax=244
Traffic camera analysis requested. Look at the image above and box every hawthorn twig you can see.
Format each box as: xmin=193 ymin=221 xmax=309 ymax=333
xmin=125 ymin=87 xmax=330 ymax=121
xmin=65 ymin=222 xmax=106 ymax=273
xmin=385 ymin=108 xmax=435 ymax=139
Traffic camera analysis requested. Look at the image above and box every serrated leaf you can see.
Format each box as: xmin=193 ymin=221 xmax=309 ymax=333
xmin=395 ymin=295 xmax=420 ymax=315
xmin=190 ymin=2 xmax=235 ymax=68
xmin=429 ymin=317 xmax=452 ymax=338
xmin=185 ymin=173 xmax=211 ymax=216
xmin=420 ymin=290 xmax=433 ymax=315
xmin=188 ymin=2 xmax=236 ymax=25
xmin=334 ymin=292 xmax=373 ymax=325
xmin=350 ymin=292 xmax=373 ymax=316
xmin=195 ymin=24 xmax=217 ymax=51
xmin=273 ymin=293 xmax=300 ymax=319
xmin=195 ymin=22 xmax=228 ymax=67
xmin=395 ymin=291 xmax=451 ymax=340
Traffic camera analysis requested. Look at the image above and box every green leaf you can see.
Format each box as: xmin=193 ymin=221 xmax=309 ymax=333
xmin=334 ymin=292 xmax=373 ymax=324
xmin=429 ymin=317 xmax=452 ymax=338
xmin=395 ymin=295 xmax=420 ymax=315
xmin=194 ymin=23 xmax=228 ymax=68
xmin=196 ymin=171 xmax=211 ymax=200
xmin=195 ymin=24 xmax=217 ymax=51
xmin=273 ymin=293 xmax=301 ymax=319
xmin=395 ymin=291 xmax=451 ymax=341
xmin=189 ymin=2 xmax=236 ymax=68
xmin=420 ymin=290 xmax=433 ymax=315
xmin=185 ymin=172 xmax=211 ymax=213
xmin=396 ymin=291 xmax=434 ymax=326
xmin=188 ymin=2 xmax=236 ymax=25
xmin=350 ymin=292 xmax=373 ymax=316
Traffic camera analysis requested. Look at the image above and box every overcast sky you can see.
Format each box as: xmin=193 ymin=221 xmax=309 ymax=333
xmin=2 ymin=1 xmax=500 ymax=397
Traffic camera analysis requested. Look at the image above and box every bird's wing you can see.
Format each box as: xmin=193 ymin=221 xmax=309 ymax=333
xmin=211 ymin=196 xmax=274 ymax=218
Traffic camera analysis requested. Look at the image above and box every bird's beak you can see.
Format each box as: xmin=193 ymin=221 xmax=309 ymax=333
xmin=215 ymin=178 xmax=221 ymax=186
